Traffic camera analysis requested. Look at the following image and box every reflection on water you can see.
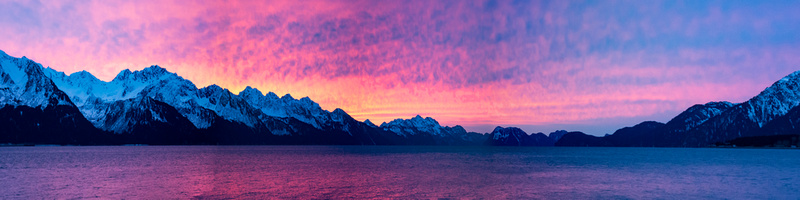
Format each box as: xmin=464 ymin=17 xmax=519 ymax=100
xmin=1 ymin=146 xmax=798 ymax=199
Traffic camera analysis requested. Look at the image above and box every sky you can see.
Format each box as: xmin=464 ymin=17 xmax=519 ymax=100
xmin=2 ymin=0 xmax=800 ymax=135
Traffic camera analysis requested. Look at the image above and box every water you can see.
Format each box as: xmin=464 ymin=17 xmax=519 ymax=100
xmin=1 ymin=146 xmax=798 ymax=199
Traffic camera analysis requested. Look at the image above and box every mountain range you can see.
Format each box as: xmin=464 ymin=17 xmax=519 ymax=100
xmin=555 ymin=71 xmax=800 ymax=147
xmin=1 ymin=50 xmax=799 ymax=147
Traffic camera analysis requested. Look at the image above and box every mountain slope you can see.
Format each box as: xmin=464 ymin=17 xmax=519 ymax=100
xmin=0 ymin=50 xmax=101 ymax=144
xmin=95 ymin=96 xmax=199 ymax=144
xmin=604 ymin=121 xmax=665 ymax=147
xmin=379 ymin=115 xmax=488 ymax=145
xmin=487 ymin=126 xmax=554 ymax=146
xmin=684 ymin=72 xmax=800 ymax=146
xmin=1 ymin=52 xmax=73 ymax=108
xmin=239 ymin=86 xmax=341 ymax=130
xmin=10 ymin=48 xmax=800 ymax=147
xmin=0 ymin=50 xmax=487 ymax=145
xmin=554 ymin=132 xmax=612 ymax=147
xmin=558 ymin=71 xmax=800 ymax=147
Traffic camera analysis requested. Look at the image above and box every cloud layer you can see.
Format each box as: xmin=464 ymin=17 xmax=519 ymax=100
xmin=2 ymin=0 xmax=800 ymax=135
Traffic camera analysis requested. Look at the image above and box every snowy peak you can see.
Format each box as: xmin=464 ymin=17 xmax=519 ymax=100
xmin=0 ymin=51 xmax=74 ymax=108
xmin=385 ymin=115 xmax=442 ymax=127
xmin=777 ymin=70 xmax=800 ymax=83
xmin=238 ymin=86 xmax=266 ymax=108
xmin=238 ymin=87 xmax=338 ymax=129
xmin=588 ymin=70 xmax=800 ymax=147
xmin=489 ymin=126 xmax=554 ymax=146
xmin=299 ymin=96 xmax=314 ymax=104
xmin=49 ymin=64 xmax=196 ymax=104
xmin=742 ymin=70 xmax=800 ymax=126
xmin=450 ymin=125 xmax=467 ymax=133
xmin=281 ymin=93 xmax=294 ymax=101
xmin=70 ymin=70 xmax=99 ymax=81
xmin=380 ymin=115 xmax=448 ymax=136
xmin=666 ymin=101 xmax=734 ymax=132
xmin=45 ymin=65 xmax=217 ymax=128
xmin=106 ymin=65 xmax=189 ymax=101
xmin=332 ymin=108 xmax=348 ymax=116
xmin=194 ymin=84 xmax=267 ymax=127
xmin=265 ymin=91 xmax=279 ymax=100
xmin=197 ymin=85 xmax=235 ymax=106
xmin=491 ymin=126 xmax=522 ymax=140
xmin=113 ymin=65 xmax=175 ymax=82
xmin=410 ymin=115 xmax=440 ymax=125
xmin=0 ymin=55 xmax=29 ymax=87
xmin=114 ymin=69 xmax=133 ymax=80
xmin=364 ymin=119 xmax=378 ymax=127
xmin=239 ymin=86 xmax=263 ymax=97
xmin=330 ymin=108 xmax=351 ymax=123
xmin=199 ymin=84 xmax=225 ymax=95
xmin=0 ymin=52 xmax=45 ymax=88
xmin=3 ymin=49 xmax=496 ymax=145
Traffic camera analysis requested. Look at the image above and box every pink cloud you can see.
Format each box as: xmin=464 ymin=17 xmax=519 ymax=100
xmin=1 ymin=0 xmax=799 ymax=135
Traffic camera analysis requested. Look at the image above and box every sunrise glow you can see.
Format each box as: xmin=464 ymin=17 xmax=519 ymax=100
xmin=2 ymin=0 xmax=799 ymax=134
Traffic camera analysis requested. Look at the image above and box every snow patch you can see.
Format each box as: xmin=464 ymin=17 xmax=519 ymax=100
xmin=0 ymin=58 xmax=27 ymax=87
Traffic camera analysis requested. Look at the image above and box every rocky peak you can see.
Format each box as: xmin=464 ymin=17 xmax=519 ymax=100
xmin=740 ymin=70 xmax=800 ymax=126
xmin=548 ymin=130 xmax=569 ymax=142
xmin=198 ymin=84 xmax=225 ymax=97
xmin=281 ymin=93 xmax=294 ymax=101
xmin=113 ymin=65 xmax=176 ymax=82
xmin=364 ymin=119 xmax=378 ymax=127
xmin=239 ymin=86 xmax=265 ymax=104
xmin=114 ymin=69 xmax=133 ymax=80
xmin=265 ymin=91 xmax=279 ymax=100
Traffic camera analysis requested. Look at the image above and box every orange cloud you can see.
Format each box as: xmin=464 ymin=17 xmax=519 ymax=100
xmin=1 ymin=0 xmax=799 ymax=135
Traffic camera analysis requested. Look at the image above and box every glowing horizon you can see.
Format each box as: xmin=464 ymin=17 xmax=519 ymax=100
xmin=2 ymin=0 xmax=800 ymax=135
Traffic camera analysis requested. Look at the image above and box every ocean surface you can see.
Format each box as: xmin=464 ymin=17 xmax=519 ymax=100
xmin=1 ymin=146 xmax=798 ymax=199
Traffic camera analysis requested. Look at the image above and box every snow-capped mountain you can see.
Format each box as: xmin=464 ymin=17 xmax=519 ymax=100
xmin=195 ymin=84 xmax=265 ymax=128
xmin=683 ymin=71 xmax=800 ymax=146
xmin=10 ymin=48 xmax=800 ymax=147
xmin=754 ymin=104 xmax=800 ymax=137
xmin=668 ymin=102 xmax=734 ymax=132
xmin=0 ymin=49 xmax=485 ymax=145
xmin=376 ymin=115 xmax=490 ymax=145
xmin=96 ymin=95 xmax=197 ymax=136
xmin=380 ymin=115 xmax=455 ymax=137
xmin=363 ymin=119 xmax=378 ymax=128
xmin=43 ymin=65 xmax=369 ymax=137
xmin=0 ymin=51 xmax=73 ymax=108
xmin=238 ymin=86 xmax=343 ymax=130
xmin=557 ymin=71 xmax=800 ymax=147
xmin=487 ymin=126 xmax=553 ymax=146
xmin=45 ymin=65 xmax=216 ymax=129
xmin=0 ymin=50 xmax=98 ymax=144
xmin=44 ymin=66 xmax=277 ymax=133
xmin=34 ymin=58 xmax=460 ymax=143
xmin=744 ymin=71 xmax=800 ymax=126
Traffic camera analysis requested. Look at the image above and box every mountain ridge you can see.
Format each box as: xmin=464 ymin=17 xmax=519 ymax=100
xmin=2 ymin=49 xmax=800 ymax=147
xmin=555 ymin=70 xmax=800 ymax=147
xmin=1 ymin=51 xmax=490 ymax=145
